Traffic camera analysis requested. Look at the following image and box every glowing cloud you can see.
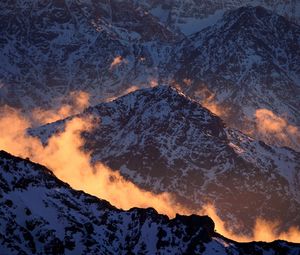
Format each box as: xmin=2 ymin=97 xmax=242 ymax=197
xmin=0 ymin=105 xmax=299 ymax=242
xmin=183 ymin=78 xmax=192 ymax=86
xmin=150 ymin=79 xmax=158 ymax=87
xmin=110 ymin=56 xmax=126 ymax=69
xmin=255 ymin=109 xmax=300 ymax=149
xmin=201 ymin=204 xmax=300 ymax=243
xmin=124 ymin=85 xmax=139 ymax=94
xmin=194 ymin=87 xmax=227 ymax=117
xmin=0 ymin=106 xmax=185 ymax=217
xmin=32 ymin=91 xmax=90 ymax=125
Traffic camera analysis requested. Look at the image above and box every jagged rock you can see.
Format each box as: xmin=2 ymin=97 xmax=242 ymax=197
xmin=0 ymin=150 xmax=299 ymax=254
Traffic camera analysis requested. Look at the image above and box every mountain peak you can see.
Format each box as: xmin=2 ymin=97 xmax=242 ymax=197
xmin=90 ymin=85 xmax=225 ymax=135
xmin=118 ymin=85 xmax=184 ymax=98
xmin=222 ymin=5 xmax=295 ymax=32
xmin=112 ymin=85 xmax=192 ymax=106
xmin=233 ymin=5 xmax=271 ymax=16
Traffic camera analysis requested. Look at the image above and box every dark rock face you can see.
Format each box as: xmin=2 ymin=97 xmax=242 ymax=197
xmin=174 ymin=214 xmax=215 ymax=238
xmin=0 ymin=150 xmax=299 ymax=254
xmin=30 ymin=86 xmax=300 ymax=235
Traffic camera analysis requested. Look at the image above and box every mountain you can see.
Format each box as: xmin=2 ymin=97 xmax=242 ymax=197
xmin=1 ymin=150 xmax=300 ymax=254
xmin=30 ymin=86 xmax=300 ymax=235
xmin=1 ymin=2 xmax=299 ymax=150
xmin=169 ymin=6 xmax=300 ymax=150
xmin=131 ymin=0 xmax=300 ymax=35
xmin=0 ymin=0 xmax=176 ymax=109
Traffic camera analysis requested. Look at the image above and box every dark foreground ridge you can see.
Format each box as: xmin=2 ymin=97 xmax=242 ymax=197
xmin=0 ymin=150 xmax=299 ymax=254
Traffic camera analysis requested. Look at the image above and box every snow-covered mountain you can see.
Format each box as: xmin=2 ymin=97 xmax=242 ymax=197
xmin=132 ymin=0 xmax=300 ymax=35
xmin=0 ymin=1 xmax=299 ymax=149
xmin=0 ymin=0 xmax=176 ymax=109
xmin=30 ymin=86 xmax=300 ymax=235
xmin=170 ymin=6 xmax=300 ymax=150
xmin=1 ymin=150 xmax=300 ymax=254
xmin=1 ymin=1 xmax=300 ymax=252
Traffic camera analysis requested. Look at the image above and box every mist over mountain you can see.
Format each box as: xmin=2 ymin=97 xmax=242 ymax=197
xmin=0 ymin=0 xmax=300 ymax=253
xmin=30 ymin=86 xmax=300 ymax=235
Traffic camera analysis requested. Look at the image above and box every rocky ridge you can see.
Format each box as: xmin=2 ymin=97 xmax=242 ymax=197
xmin=1 ymin=150 xmax=300 ymax=254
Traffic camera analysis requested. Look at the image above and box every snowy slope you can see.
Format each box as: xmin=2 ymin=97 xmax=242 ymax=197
xmin=170 ymin=6 xmax=300 ymax=150
xmin=133 ymin=0 xmax=300 ymax=35
xmin=0 ymin=2 xmax=299 ymax=150
xmin=30 ymin=86 xmax=300 ymax=235
xmin=0 ymin=0 xmax=177 ymax=109
xmin=1 ymin=150 xmax=300 ymax=255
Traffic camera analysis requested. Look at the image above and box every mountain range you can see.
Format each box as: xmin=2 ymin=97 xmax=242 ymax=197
xmin=169 ymin=5 xmax=300 ymax=150
xmin=30 ymin=86 xmax=300 ymax=235
xmin=0 ymin=1 xmax=300 ymax=252
xmin=133 ymin=0 xmax=300 ymax=35
xmin=0 ymin=0 xmax=299 ymax=149
xmin=1 ymin=150 xmax=300 ymax=254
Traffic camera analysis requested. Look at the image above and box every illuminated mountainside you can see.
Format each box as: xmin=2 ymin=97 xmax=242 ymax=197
xmin=30 ymin=86 xmax=300 ymax=235
xmin=1 ymin=150 xmax=300 ymax=254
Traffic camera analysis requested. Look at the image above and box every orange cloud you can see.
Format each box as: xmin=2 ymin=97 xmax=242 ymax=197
xmin=0 ymin=105 xmax=299 ymax=243
xmin=253 ymin=218 xmax=300 ymax=242
xmin=110 ymin=56 xmax=127 ymax=69
xmin=124 ymin=85 xmax=139 ymax=94
xmin=0 ymin=106 xmax=185 ymax=217
xmin=255 ymin=109 xmax=300 ymax=150
xmin=150 ymin=79 xmax=158 ymax=87
xmin=183 ymin=78 xmax=192 ymax=86
xmin=194 ymin=87 xmax=227 ymax=117
xmin=200 ymin=204 xmax=300 ymax=242
xmin=31 ymin=91 xmax=89 ymax=125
